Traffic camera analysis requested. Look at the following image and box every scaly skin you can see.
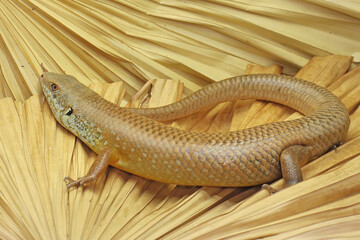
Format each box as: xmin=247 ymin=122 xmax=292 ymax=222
xmin=40 ymin=73 xmax=349 ymax=188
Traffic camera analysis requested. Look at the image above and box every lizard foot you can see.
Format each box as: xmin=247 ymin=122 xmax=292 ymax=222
xmin=64 ymin=176 xmax=95 ymax=190
xmin=261 ymin=184 xmax=278 ymax=195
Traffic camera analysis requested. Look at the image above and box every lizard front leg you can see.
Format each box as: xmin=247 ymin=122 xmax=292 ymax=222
xmin=64 ymin=148 xmax=116 ymax=190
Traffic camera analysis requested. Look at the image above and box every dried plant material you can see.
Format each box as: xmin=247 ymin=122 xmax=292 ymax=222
xmin=1 ymin=0 xmax=360 ymax=239
xmin=1 ymin=56 xmax=360 ymax=239
xmin=146 ymin=79 xmax=184 ymax=108
xmin=1 ymin=1 xmax=359 ymax=101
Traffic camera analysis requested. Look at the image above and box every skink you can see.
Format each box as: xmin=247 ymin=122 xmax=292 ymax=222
xmin=40 ymin=71 xmax=349 ymax=189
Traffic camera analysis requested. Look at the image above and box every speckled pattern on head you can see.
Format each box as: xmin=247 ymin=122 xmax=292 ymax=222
xmin=41 ymin=73 xmax=349 ymax=187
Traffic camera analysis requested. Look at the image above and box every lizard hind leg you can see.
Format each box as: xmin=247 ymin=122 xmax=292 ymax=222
xmin=64 ymin=148 xmax=116 ymax=190
xmin=280 ymin=145 xmax=315 ymax=187
xmin=262 ymin=145 xmax=315 ymax=194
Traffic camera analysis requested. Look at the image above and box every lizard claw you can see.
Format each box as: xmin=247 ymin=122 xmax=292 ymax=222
xmin=261 ymin=184 xmax=278 ymax=195
xmin=64 ymin=176 xmax=83 ymax=190
xmin=64 ymin=176 xmax=96 ymax=190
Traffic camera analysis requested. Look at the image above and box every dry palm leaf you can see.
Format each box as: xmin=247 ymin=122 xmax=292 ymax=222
xmin=1 ymin=1 xmax=360 ymax=239
xmin=1 ymin=56 xmax=360 ymax=239
xmin=0 ymin=1 xmax=359 ymax=100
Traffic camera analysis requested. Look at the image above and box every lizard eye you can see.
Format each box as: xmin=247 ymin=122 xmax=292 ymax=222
xmin=50 ymin=83 xmax=59 ymax=92
xmin=65 ymin=107 xmax=73 ymax=116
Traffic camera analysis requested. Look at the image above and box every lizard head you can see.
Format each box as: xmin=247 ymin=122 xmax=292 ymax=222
xmin=40 ymin=71 xmax=93 ymax=128
xmin=40 ymin=66 xmax=105 ymax=151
